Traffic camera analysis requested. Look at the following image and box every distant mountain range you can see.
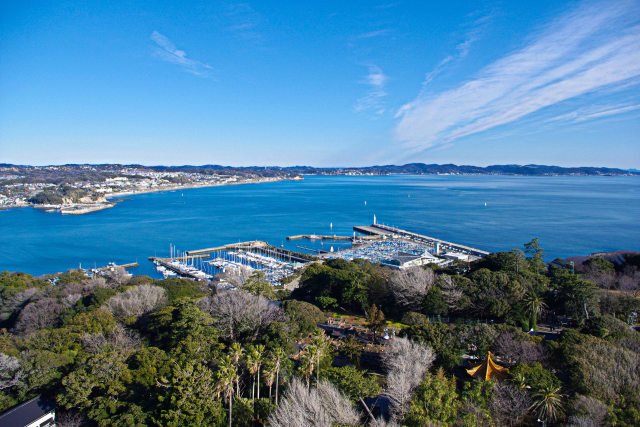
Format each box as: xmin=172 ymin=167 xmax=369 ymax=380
xmin=1 ymin=163 xmax=638 ymax=177
xmin=145 ymin=163 xmax=639 ymax=176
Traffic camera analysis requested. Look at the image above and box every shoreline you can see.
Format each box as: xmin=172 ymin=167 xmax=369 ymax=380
xmin=6 ymin=175 xmax=302 ymax=215
xmin=104 ymin=175 xmax=300 ymax=199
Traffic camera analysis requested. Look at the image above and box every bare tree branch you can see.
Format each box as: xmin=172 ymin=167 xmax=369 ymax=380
xmin=381 ymin=337 xmax=435 ymax=422
xmin=199 ymin=289 xmax=285 ymax=342
xmin=103 ymin=284 xmax=167 ymax=319
xmin=387 ymin=267 xmax=435 ymax=311
xmin=269 ymin=377 xmax=361 ymax=427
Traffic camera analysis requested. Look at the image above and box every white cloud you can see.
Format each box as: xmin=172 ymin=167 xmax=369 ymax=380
xmin=355 ymin=29 xmax=391 ymax=39
xmin=548 ymin=103 xmax=640 ymax=123
xmin=421 ymin=13 xmax=490 ymax=90
xmin=394 ymin=1 xmax=640 ymax=152
xmin=355 ymin=65 xmax=388 ymax=115
xmin=150 ymin=31 xmax=213 ymax=77
xmin=224 ymin=2 xmax=263 ymax=41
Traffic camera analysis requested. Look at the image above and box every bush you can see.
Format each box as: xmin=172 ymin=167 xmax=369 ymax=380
xmin=103 ymin=285 xmax=167 ymax=319
xmin=281 ymin=300 xmax=325 ymax=337
xmin=154 ymin=278 xmax=204 ymax=303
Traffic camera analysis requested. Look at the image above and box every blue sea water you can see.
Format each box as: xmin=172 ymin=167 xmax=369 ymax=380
xmin=1 ymin=175 xmax=639 ymax=278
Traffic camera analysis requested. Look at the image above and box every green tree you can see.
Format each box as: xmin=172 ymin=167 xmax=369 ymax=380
xmin=423 ymin=286 xmax=448 ymax=315
xmin=270 ymin=346 xmax=287 ymax=406
xmin=246 ymin=344 xmax=263 ymax=406
xmin=315 ymin=295 xmax=338 ymax=310
xmin=524 ymin=238 xmax=546 ymax=274
xmin=367 ymin=304 xmax=386 ymax=343
xmin=262 ymin=358 xmax=277 ymax=403
xmin=557 ymin=275 xmax=599 ymax=325
xmin=530 ymin=383 xmax=564 ymax=423
xmin=216 ymin=355 xmax=238 ymax=427
xmin=407 ymin=322 xmax=463 ymax=370
xmin=322 ymin=366 xmax=381 ymax=403
xmin=405 ymin=368 xmax=459 ymax=426
xmin=281 ymin=300 xmax=325 ymax=337
xmin=340 ymin=334 xmax=362 ymax=367
xmin=157 ymin=359 xmax=223 ymax=426
xmin=510 ymin=362 xmax=562 ymax=390
xmin=522 ymin=292 xmax=547 ymax=330
xmin=242 ymin=271 xmax=275 ymax=299
xmin=229 ymin=343 xmax=244 ymax=397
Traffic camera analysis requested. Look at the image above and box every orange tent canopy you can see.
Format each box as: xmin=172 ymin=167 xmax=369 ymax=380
xmin=466 ymin=351 xmax=509 ymax=381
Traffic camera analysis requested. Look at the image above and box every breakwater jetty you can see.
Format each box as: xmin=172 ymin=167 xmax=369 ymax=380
xmin=353 ymin=223 xmax=489 ymax=257
xmin=287 ymin=234 xmax=380 ymax=242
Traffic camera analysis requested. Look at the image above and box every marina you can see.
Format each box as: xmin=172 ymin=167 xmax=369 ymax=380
xmin=151 ymin=241 xmax=311 ymax=286
xmin=149 ymin=220 xmax=490 ymax=285
xmin=314 ymin=220 xmax=487 ymax=269
xmin=4 ymin=175 xmax=638 ymax=278
xmin=352 ymin=223 xmax=489 ymax=257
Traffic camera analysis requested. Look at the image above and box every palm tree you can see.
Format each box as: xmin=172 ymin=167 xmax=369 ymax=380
xmin=246 ymin=347 xmax=258 ymax=404
xmin=254 ymin=344 xmax=265 ymax=400
xmin=530 ymin=384 xmax=564 ymax=423
xmin=229 ymin=343 xmax=244 ymax=397
xmin=272 ymin=347 xmax=286 ymax=406
xmin=511 ymin=372 xmax=530 ymax=390
xmin=523 ymin=292 xmax=547 ymax=329
xmin=300 ymin=344 xmax=318 ymax=389
xmin=216 ymin=356 xmax=238 ymax=427
xmin=247 ymin=344 xmax=265 ymax=409
xmin=312 ymin=332 xmax=332 ymax=384
xmin=263 ymin=359 xmax=276 ymax=404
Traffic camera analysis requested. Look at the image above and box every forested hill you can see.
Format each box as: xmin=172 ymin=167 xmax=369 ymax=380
xmin=2 ymin=163 xmax=638 ymax=180
xmin=280 ymin=163 xmax=640 ymax=176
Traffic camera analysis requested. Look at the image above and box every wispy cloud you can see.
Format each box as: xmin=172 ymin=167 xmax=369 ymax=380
xmin=224 ymin=2 xmax=263 ymax=41
xmin=355 ymin=29 xmax=391 ymax=39
xmin=150 ymin=31 xmax=213 ymax=77
xmin=395 ymin=1 xmax=640 ymax=152
xmin=422 ymin=13 xmax=491 ymax=89
xmin=355 ymin=65 xmax=388 ymax=116
xmin=547 ymin=103 xmax=640 ymax=123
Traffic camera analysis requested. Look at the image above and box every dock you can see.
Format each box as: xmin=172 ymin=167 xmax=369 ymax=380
xmin=295 ymin=245 xmax=329 ymax=254
xmin=115 ymin=262 xmax=139 ymax=269
xmin=94 ymin=261 xmax=139 ymax=271
xmin=149 ymin=257 xmax=213 ymax=281
xmin=187 ymin=240 xmax=269 ymax=255
xmin=287 ymin=234 xmax=352 ymax=241
xmin=353 ymin=224 xmax=489 ymax=257
xmin=287 ymin=233 xmax=381 ymax=242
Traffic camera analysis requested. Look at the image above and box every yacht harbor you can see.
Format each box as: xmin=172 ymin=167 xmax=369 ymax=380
xmin=149 ymin=220 xmax=489 ymax=286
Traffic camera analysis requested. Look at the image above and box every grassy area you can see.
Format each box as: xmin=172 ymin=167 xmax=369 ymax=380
xmin=328 ymin=312 xmax=407 ymax=331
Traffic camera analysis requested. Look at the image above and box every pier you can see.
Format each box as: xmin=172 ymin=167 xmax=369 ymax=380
xmin=295 ymin=245 xmax=329 ymax=254
xmin=114 ymin=262 xmax=139 ymax=269
xmin=353 ymin=223 xmax=489 ymax=257
xmin=287 ymin=233 xmax=381 ymax=242
xmin=287 ymin=234 xmax=352 ymax=241
xmin=153 ymin=241 xmax=314 ymax=284
xmin=150 ymin=257 xmax=213 ymax=281
xmin=187 ymin=240 xmax=269 ymax=256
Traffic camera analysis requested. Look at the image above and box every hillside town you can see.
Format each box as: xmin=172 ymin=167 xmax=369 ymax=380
xmin=0 ymin=164 xmax=298 ymax=214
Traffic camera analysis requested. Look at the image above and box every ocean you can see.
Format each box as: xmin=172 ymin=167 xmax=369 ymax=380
xmin=1 ymin=175 xmax=638 ymax=277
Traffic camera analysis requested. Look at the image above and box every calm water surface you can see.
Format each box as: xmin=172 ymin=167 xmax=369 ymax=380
xmin=1 ymin=175 xmax=638 ymax=277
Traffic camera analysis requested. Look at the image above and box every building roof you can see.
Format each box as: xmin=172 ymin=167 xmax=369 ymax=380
xmin=466 ymin=351 xmax=509 ymax=381
xmin=0 ymin=395 xmax=56 ymax=427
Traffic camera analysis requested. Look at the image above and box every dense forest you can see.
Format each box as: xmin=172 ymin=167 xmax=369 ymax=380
xmin=1 ymin=242 xmax=638 ymax=426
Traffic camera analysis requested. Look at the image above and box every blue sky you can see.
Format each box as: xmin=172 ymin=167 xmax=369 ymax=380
xmin=1 ymin=0 xmax=639 ymax=167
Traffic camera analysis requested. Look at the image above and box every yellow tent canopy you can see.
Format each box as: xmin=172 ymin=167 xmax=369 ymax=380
xmin=466 ymin=351 xmax=509 ymax=381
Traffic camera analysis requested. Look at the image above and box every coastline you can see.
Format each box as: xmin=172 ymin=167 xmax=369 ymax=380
xmin=104 ymin=175 xmax=301 ymax=199
xmin=6 ymin=175 xmax=302 ymax=215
